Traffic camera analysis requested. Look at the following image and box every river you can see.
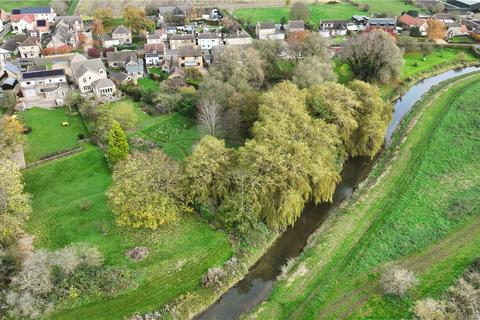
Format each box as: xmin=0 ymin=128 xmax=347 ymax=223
xmin=197 ymin=65 xmax=480 ymax=320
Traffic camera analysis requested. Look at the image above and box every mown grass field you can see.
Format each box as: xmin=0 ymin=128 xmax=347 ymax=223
xmin=23 ymin=144 xmax=232 ymax=319
xmin=234 ymin=3 xmax=364 ymax=25
xmin=248 ymin=74 xmax=480 ymax=319
xmin=138 ymin=77 xmax=160 ymax=91
xmin=20 ymin=107 xmax=88 ymax=163
xmin=357 ymin=0 xmax=419 ymax=14
xmin=0 ymin=0 xmax=49 ymax=11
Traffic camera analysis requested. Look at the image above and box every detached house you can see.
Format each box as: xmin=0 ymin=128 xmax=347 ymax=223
xmin=11 ymin=14 xmax=36 ymax=33
xmin=144 ymin=43 xmax=165 ymax=66
xmin=177 ymin=45 xmax=203 ymax=69
xmin=287 ymin=20 xmax=305 ymax=34
xmin=102 ymin=25 xmax=132 ymax=48
xmin=106 ymin=50 xmax=145 ymax=79
xmin=11 ymin=6 xmax=56 ymax=23
xmin=18 ymin=37 xmax=41 ymax=58
xmin=197 ymin=33 xmax=220 ymax=50
xmin=319 ymin=20 xmax=348 ymax=37
xmin=71 ymin=58 xmax=107 ymax=93
xmin=446 ymin=22 xmax=469 ymax=39
xmin=169 ymin=34 xmax=195 ymax=50
xmin=19 ymin=68 xmax=67 ymax=102
xmin=398 ymin=14 xmax=428 ymax=35
xmin=256 ymin=21 xmax=275 ymax=39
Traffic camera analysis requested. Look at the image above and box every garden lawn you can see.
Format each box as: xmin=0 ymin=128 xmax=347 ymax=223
xmin=23 ymin=144 xmax=232 ymax=319
xmin=138 ymin=77 xmax=160 ymax=91
xmin=134 ymin=112 xmax=201 ymax=161
xmin=449 ymin=36 xmax=475 ymax=44
xmin=109 ymin=97 xmax=150 ymax=127
xmin=233 ymin=3 xmax=364 ymax=25
xmin=0 ymin=0 xmax=49 ymax=11
xmin=248 ymin=73 xmax=480 ymax=319
xmin=20 ymin=107 xmax=88 ymax=163
xmin=401 ymin=48 xmax=477 ymax=80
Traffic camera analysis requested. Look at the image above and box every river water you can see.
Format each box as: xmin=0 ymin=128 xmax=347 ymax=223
xmin=197 ymin=66 xmax=480 ymax=320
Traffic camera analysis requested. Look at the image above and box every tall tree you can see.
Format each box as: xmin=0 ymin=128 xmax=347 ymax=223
xmin=349 ymin=80 xmax=392 ymax=158
xmin=241 ymin=81 xmax=342 ymax=229
xmin=93 ymin=7 xmax=113 ymax=26
xmin=292 ymin=56 xmax=336 ymax=88
xmin=198 ymin=98 xmax=222 ymax=137
xmin=91 ymin=19 xmax=105 ymax=38
xmin=107 ymin=121 xmax=129 ymax=165
xmin=0 ymin=158 xmax=31 ymax=245
xmin=122 ymin=6 xmax=155 ymax=33
xmin=426 ymin=19 xmax=446 ymax=40
xmin=298 ymin=32 xmax=330 ymax=59
xmin=184 ymin=136 xmax=233 ymax=211
xmin=107 ymin=150 xmax=186 ymax=229
xmin=307 ymin=82 xmax=360 ymax=155
xmin=0 ymin=91 xmax=17 ymax=115
xmin=0 ymin=116 xmax=24 ymax=159
xmin=342 ymin=30 xmax=403 ymax=84
xmin=290 ymin=2 xmax=310 ymax=21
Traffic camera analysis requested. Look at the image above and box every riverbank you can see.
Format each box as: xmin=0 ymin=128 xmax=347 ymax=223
xmin=245 ymin=72 xmax=480 ymax=319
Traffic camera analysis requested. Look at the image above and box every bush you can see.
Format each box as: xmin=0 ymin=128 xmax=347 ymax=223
xmin=413 ymin=298 xmax=452 ymax=320
xmin=201 ymin=267 xmax=226 ymax=290
xmin=380 ymin=266 xmax=418 ymax=296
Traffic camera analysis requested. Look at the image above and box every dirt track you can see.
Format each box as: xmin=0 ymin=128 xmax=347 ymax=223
xmin=74 ymin=0 xmax=331 ymax=15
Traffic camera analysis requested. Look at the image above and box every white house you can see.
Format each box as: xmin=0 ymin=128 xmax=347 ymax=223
xmin=18 ymin=37 xmax=41 ymax=58
xmin=11 ymin=14 xmax=36 ymax=33
xmin=19 ymin=68 xmax=67 ymax=100
xmin=256 ymin=21 xmax=276 ymax=39
xmin=111 ymin=25 xmax=132 ymax=45
xmin=10 ymin=6 xmax=57 ymax=23
xmin=319 ymin=20 xmax=348 ymax=38
xmin=71 ymin=58 xmax=107 ymax=93
xmin=197 ymin=33 xmax=220 ymax=50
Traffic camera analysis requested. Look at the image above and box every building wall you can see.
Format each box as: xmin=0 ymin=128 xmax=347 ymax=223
xmin=77 ymin=69 xmax=106 ymax=93
xmin=198 ymin=38 xmax=219 ymax=49
xmin=19 ymin=45 xmax=41 ymax=58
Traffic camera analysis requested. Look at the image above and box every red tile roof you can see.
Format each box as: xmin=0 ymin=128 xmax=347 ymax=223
xmin=11 ymin=14 xmax=35 ymax=24
xmin=399 ymin=14 xmax=426 ymax=27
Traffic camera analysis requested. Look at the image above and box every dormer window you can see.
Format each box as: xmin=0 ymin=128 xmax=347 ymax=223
xmin=99 ymin=69 xmax=104 ymax=74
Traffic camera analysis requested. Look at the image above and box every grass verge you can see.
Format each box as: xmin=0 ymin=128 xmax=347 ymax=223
xmin=246 ymin=73 xmax=480 ymax=319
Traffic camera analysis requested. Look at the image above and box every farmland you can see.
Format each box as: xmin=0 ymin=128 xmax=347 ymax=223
xmin=248 ymin=73 xmax=480 ymax=319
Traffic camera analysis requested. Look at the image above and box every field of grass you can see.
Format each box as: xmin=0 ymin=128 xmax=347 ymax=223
xmin=20 ymin=107 xmax=88 ymax=163
xmin=234 ymin=3 xmax=364 ymax=25
xmin=0 ymin=0 xmax=49 ymax=11
xmin=23 ymin=144 xmax=232 ymax=319
xmin=248 ymin=73 xmax=480 ymax=319
xmin=449 ymin=36 xmax=475 ymax=44
xmin=401 ymin=48 xmax=477 ymax=80
xmin=134 ymin=113 xmax=201 ymax=161
xmin=108 ymin=97 xmax=150 ymax=127
xmin=357 ymin=0 xmax=419 ymax=14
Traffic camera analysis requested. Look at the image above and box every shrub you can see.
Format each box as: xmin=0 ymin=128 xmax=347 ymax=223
xmin=380 ymin=266 xmax=418 ymax=296
xmin=202 ymin=267 xmax=226 ymax=290
xmin=413 ymin=298 xmax=452 ymax=320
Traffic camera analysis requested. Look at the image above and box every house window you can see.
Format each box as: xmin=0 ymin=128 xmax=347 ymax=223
xmin=83 ymin=78 xmax=86 ymax=83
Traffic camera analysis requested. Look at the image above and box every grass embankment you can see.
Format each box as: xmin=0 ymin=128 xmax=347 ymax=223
xmin=247 ymin=73 xmax=480 ymax=319
xmin=23 ymin=143 xmax=232 ymax=319
xmin=20 ymin=107 xmax=88 ymax=163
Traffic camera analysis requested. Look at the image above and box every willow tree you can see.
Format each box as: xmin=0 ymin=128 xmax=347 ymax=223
xmin=307 ymin=82 xmax=360 ymax=155
xmin=184 ymin=136 xmax=234 ymax=211
xmin=240 ymin=81 xmax=342 ymax=230
xmin=107 ymin=150 xmax=186 ymax=229
xmin=342 ymin=30 xmax=403 ymax=84
xmin=349 ymin=80 xmax=392 ymax=158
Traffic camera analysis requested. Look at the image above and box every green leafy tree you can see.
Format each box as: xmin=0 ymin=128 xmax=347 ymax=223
xmin=241 ymin=81 xmax=342 ymax=230
xmin=185 ymin=136 xmax=234 ymax=211
xmin=349 ymin=80 xmax=392 ymax=158
xmin=0 ymin=158 xmax=31 ymax=245
xmin=93 ymin=7 xmax=113 ymax=26
xmin=64 ymin=90 xmax=85 ymax=112
xmin=342 ymin=30 xmax=403 ymax=83
xmin=292 ymin=56 xmax=336 ymax=88
xmin=0 ymin=116 xmax=24 ymax=159
xmin=107 ymin=150 xmax=186 ymax=229
xmin=107 ymin=121 xmax=129 ymax=165
xmin=0 ymin=91 xmax=17 ymax=115
xmin=122 ymin=6 xmax=155 ymax=33
xmin=307 ymin=82 xmax=360 ymax=155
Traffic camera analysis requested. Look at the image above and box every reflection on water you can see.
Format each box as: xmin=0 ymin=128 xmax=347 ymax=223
xmin=197 ymin=66 xmax=480 ymax=320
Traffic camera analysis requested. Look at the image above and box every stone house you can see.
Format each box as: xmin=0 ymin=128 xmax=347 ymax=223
xmin=71 ymin=58 xmax=108 ymax=93
xmin=18 ymin=37 xmax=42 ymax=58
xmin=169 ymin=33 xmax=195 ymax=50
xmin=177 ymin=45 xmax=203 ymax=69
xmin=112 ymin=25 xmax=132 ymax=45
xmin=197 ymin=33 xmax=220 ymax=50
xmin=256 ymin=21 xmax=276 ymax=39
xmin=19 ymin=68 xmax=67 ymax=101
